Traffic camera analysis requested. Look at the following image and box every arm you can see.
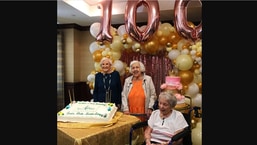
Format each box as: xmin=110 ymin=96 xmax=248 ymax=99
xmin=169 ymin=129 xmax=184 ymax=145
xmin=170 ymin=137 xmax=183 ymax=145
xmin=114 ymin=71 xmax=122 ymax=107
xmin=147 ymin=77 xmax=157 ymax=117
xmin=169 ymin=112 xmax=189 ymax=145
xmin=149 ymin=77 xmax=156 ymax=108
xmin=121 ymin=78 xmax=130 ymax=113
xmin=144 ymin=126 xmax=153 ymax=145
xmin=92 ymin=73 xmax=99 ymax=102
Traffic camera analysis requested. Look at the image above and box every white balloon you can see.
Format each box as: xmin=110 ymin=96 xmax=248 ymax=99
xmin=192 ymin=93 xmax=202 ymax=107
xmin=89 ymin=42 xmax=100 ymax=54
xmin=192 ymin=118 xmax=202 ymax=145
xmin=195 ymin=57 xmax=202 ymax=62
xmin=87 ymin=74 xmax=95 ymax=82
xmin=139 ymin=25 xmax=147 ymax=32
xmin=113 ymin=60 xmax=124 ymax=73
xmin=185 ymin=82 xmax=199 ymax=97
xmin=190 ymin=49 xmax=196 ymax=55
xmin=181 ymin=48 xmax=189 ymax=55
xmin=90 ymin=22 xmax=100 ymax=38
xmin=117 ymin=25 xmax=126 ymax=36
xmin=168 ymin=49 xmax=180 ymax=60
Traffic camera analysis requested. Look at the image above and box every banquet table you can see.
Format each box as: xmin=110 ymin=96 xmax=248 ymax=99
xmin=57 ymin=112 xmax=144 ymax=145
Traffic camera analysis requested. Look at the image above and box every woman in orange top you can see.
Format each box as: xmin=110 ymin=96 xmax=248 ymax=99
xmin=121 ymin=60 xmax=157 ymax=121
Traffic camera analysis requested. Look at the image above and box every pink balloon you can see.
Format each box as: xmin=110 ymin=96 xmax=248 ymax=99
xmin=125 ymin=0 xmax=160 ymax=42
xmin=174 ymin=0 xmax=202 ymax=42
xmin=96 ymin=0 xmax=113 ymax=43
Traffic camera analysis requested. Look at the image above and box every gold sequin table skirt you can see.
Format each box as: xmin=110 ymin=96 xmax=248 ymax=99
xmin=57 ymin=112 xmax=142 ymax=145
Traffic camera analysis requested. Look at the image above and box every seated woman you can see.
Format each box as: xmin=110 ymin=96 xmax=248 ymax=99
xmin=144 ymin=91 xmax=188 ymax=145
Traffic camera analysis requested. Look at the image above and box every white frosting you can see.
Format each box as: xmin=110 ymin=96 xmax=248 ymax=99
xmin=57 ymin=101 xmax=117 ymax=123
xmin=176 ymin=99 xmax=185 ymax=104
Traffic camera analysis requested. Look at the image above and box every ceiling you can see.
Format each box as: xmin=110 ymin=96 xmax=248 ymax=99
xmin=57 ymin=0 xmax=202 ymax=27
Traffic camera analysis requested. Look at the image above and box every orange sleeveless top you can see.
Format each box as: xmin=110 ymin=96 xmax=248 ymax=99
xmin=128 ymin=80 xmax=145 ymax=121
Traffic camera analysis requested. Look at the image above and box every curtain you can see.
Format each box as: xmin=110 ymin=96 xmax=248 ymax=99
xmin=57 ymin=30 xmax=65 ymax=112
xmin=120 ymin=50 xmax=173 ymax=96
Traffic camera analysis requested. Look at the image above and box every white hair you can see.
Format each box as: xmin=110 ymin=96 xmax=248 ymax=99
xmin=129 ymin=60 xmax=145 ymax=73
xmin=100 ymin=57 xmax=112 ymax=66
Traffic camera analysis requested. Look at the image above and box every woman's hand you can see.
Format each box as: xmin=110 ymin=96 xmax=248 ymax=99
xmin=169 ymin=138 xmax=183 ymax=145
xmin=123 ymin=111 xmax=130 ymax=115
xmin=160 ymin=142 xmax=169 ymax=145
xmin=147 ymin=108 xmax=153 ymax=118
xmin=116 ymin=104 xmax=121 ymax=110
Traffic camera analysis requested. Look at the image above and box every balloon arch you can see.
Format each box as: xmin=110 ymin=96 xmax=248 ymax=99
xmin=86 ymin=0 xmax=202 ymax=108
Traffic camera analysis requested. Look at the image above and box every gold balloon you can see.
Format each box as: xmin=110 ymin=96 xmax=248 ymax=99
xmin=196 ymin=51 xmax=202 ymax=57
xmin=93 ymin=49 xmax=103 ymax=62
xmin=172 ymin=59 xmax=176 ymax=64
xmin=182 ymin=85 xmax=188 ymax=93
xmin=144 ymin=39 xmax=159 ymax=54
xmin=125 ymin=67 xmax=130 ymax=73
xmin=187 ymin=21 xmax=195 ymax=28
xmin=89 ymin=82 xmax=94 ymax=89
xmin=178 ymin=70 xmax=194 ymax=85
xmin=123 ymin=33 xmax=128 ymax=39
xmin=191 ymin=63 xmax=200 ymax=71
xmin=169 ymin=31 xmax=181 ymax=44
xmin=172 ymin=44 xmax=177 ymax=49
xmin=90 ymin=71 xmax=95 ymax=75
xmin=158 ymin=36 xmax=168 ymax=46
xmin=197 ymin=82 xmax=202 ymax=93
xmin=182 ymin=42 xmax=191 ymax=49
xmin=105 ymin=55 xmax=111 ymax=59
xmin=182 ymin=45 xmax=187 ymax=49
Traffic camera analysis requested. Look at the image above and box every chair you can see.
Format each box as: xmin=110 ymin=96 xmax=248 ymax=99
xmin=129 ymin=106 xmax=201 ymax=145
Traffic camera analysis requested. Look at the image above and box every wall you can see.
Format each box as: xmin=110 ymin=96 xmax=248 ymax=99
xmin=62 ymin=28 xmax=95 ymax=82
xmin=59 ymin=26 xmax=95 ymax=106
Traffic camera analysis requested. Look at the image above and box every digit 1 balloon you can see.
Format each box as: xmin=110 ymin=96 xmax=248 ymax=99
xmin=96 ymin=0 xmax=113 ymax=44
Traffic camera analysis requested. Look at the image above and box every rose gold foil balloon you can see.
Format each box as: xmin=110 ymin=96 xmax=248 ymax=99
xmin=96 ymin=0 xmax=113 ymax=43
xmin=174 ymin=0 xmax=202 ymax=42
xmin=125 ymin=0 xmax=160 ymax=42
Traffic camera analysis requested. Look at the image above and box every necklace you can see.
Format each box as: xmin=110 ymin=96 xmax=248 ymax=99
xmin=103 ymin=74 xmax=112 ymax=102
xmin=160 ymin=110 xmax=172 ymax=126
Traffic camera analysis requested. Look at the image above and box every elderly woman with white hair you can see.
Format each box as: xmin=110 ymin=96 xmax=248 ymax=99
xmin=121 ymin=60 xmax=157 ymax=121
xmin=144 ymin=91 xmax=188 ymax=145
xmin=93 ymin=57 xmax=122 ymax=110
